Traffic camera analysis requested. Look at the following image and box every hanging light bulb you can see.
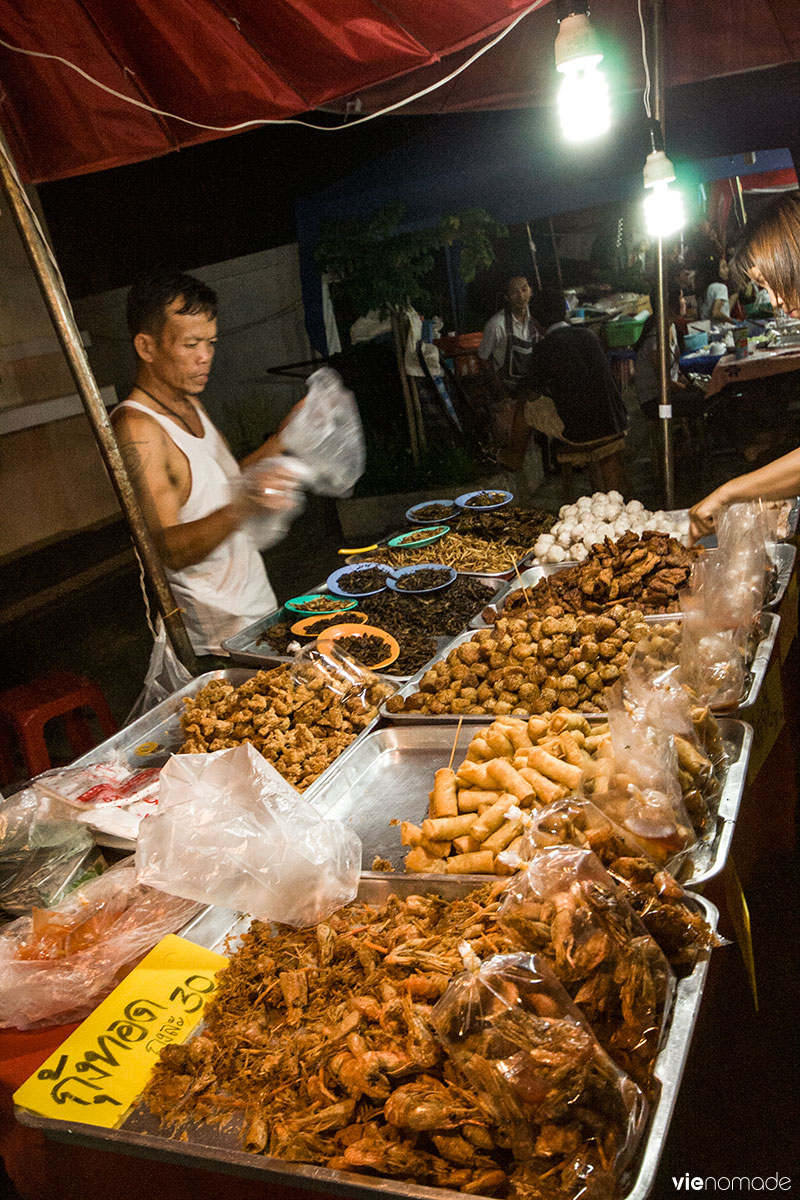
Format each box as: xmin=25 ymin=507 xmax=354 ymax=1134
xmin=554 ymin=8 xmax=611 ymax=142
xmin=642 ymin=121 xmax=685 ymax=237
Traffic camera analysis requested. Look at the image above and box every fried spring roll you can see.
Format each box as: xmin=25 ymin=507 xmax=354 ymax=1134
xmin=527 ymin=716 xmax=550 ymax=740
xmin=673 ymin=734 xmax=710 ymax=775
xmin=481 ymin=815 xmax=524 ymax=854
xmin=526 ymin=746 xmax=584 ymax=788
xmin=518 ymin=766 xmax=566 ymax=805
xmin=431 ymin=767 xmax=459 ymax=818
xmin=549 ymin=710 xmax=591 ymax=733
xmin=455 ymin=760 xmax=495 ymax=788
xmin=471 ymin=792 xmax=518 ymax=842
xmin=445 ymin=850 xmax=495 ymax=874
xmin=422 ymin=812 xmax=477 ymax=841
xmin=400 ymin=821 xmax=422 ymax=847
xmin=405 ymin=846 xmax=447 ymax=873
xmin=485 ymin=759 xmax=536 ymax=801
xmin=452 ymin=834 xmax=481 ymax=855
xmin=559 ymin=730 xmax=586 ymax=768
xmin=455 ymin=788 xmax=501 ymax=812
xmin=484 ymin=729 xmax=515 ymax=758
xmin=466 ymin=737 xmax=494 ymax=762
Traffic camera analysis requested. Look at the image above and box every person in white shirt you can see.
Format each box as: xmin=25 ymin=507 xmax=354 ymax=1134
xmin=478 ymin=276 xmax=539 ymax=390
xmin=112 ymin=271 xmax=299 ymax=664
xmin=698 ymin=257 xmax=738 ymax=324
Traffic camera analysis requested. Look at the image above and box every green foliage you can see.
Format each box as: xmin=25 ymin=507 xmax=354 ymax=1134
xmin=316 ymin=202 xmax=506 ymax=319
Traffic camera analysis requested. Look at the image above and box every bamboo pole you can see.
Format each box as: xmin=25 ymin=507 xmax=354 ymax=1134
xmin=0 ymin=127 xmax=200 ymax=673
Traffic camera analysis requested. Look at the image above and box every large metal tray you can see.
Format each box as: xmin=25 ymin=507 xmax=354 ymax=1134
xmin=15 ymin=875 xmax=718 ymax=1200
xmin=222 ymin=577 xmax=507 ymax=680
xmin=304 ymin=719 xmax=751 ymax=888
xmin=381 ymin=611 xmax=780 ymax=721
xmin=65 ymin=665 xmax=380 ymax=849
xmin=764 ymin=541 xmax=796 ymax=609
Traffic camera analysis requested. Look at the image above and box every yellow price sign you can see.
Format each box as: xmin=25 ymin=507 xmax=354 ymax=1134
xmin=13 ymin=934 xmax=227 ymax=1128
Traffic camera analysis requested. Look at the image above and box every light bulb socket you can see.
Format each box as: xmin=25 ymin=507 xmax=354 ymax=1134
xmin=643 ymin=149 xmax=676 ymax=189
xmin=555 ymin=11 xmax=602 ymax=72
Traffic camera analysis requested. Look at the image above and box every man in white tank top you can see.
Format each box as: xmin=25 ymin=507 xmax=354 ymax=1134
xmin=112 ymin=272 xmax=296 ymax=659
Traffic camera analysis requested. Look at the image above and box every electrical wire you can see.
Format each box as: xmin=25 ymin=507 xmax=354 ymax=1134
xmin=637 ymin=0 xmax=651 ymax=118
xmin=0 ymin=3 xmax=546 ymax=137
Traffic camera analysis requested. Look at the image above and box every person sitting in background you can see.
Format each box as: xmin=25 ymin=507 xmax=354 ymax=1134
xmin=635 ymin=283 xmax=704 ymax=420
xmin=474 ymin=275 xmax=541 ymax=475
xmin=697 ymin=256 xmax=739 ymax=324
xmin=524 ymin=287 xmax=628 ymax=442
xmin=478 ymin=275 xmax=539 ymax=391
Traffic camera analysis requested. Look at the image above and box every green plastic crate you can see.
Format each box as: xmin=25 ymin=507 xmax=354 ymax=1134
xmin=605 ymin=317 xmax=647 ymax=348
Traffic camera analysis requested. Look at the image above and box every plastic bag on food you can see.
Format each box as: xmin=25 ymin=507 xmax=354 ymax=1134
xmin=515 ymin=794 xmax=657 ymax=869
xmin=679 ymin=564 xmax=745 ymax=709
xmin=607 ymin=856 xmax=726 ymax=968
xmin=279 ymin=367 xmax=366 ymax=496
xmin=136 ymin=742 xmax=362 ymax=927
xmin=0 ymin=787 xmax=100 ymax=919
xmin=429 ymin=948 xmax=646 ymax=1187
xmin=0 ymin=858 xmax=199 ymax=1029
xmin=289 ymin=641 xmax=397 ymax=727
xmin=497 ymin=846 xmax=675 ymax=1090
xmin=31 ymin=758 xmax=162 ymax=843
xmin=618 ymin=651 xmax=724 ymax=838
xmin=587 ymin=681 xmax=697 ymax=869
xmin=126 ymin=617 xmax=193 ymax=723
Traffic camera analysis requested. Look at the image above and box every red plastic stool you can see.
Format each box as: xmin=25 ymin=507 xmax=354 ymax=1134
xmin=0 ymin=670 xmax=118 ymax=786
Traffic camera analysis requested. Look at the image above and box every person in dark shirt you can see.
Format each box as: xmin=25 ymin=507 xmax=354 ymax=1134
xmin=525 ymin=287 xmax=628 ymax=443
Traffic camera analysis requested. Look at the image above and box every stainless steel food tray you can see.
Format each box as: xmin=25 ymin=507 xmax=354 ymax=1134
xmin=381 ymin=612 xmax=780 ymax=721
xmin=65 ymin=665 xmax=380 ymax=849
xmin=222 ymin=577 xmax=507 ymax=680
xmin=15 ymin=875 xmax=718 ymax=1200
xmin=764 ymin=541 xmax=796 ymax=609
xmin=304 ymin=719 xmax=751 ymax=888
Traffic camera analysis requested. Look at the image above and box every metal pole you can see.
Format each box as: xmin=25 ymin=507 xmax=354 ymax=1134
xmin=651 ymin=0 xmax=674 ymax=508
xmin=0 ymin=128 xmax=200 ymax=673
xmin=548 ymin=217 xmax=564 ymax=291
xmin=525 ymin=224 xmax=542 ymax=289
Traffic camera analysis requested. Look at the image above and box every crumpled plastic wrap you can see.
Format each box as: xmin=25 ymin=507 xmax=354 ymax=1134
xmin=0 ymin=858 xmax=199 ymax=1029
xmin=280 ymin=367 xmax=365 ymax=497
xmin=430 ymin=948 xmax=646 ymax=1196
xmin=497 ymin=846 xmax=675 ymax=1090
xmin=136 ymin=742 xmax=362 ymax=927
xmin=0 ymin=787 xmax=98 ymax=919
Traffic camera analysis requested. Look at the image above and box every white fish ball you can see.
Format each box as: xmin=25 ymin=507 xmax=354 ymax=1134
xmin=547 ymin=544 xmax=567 ymax=562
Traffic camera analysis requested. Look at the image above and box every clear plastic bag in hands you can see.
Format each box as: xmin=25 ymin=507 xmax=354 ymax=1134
xmin=289 ymin=642 xmax=397 ymax=728
xmin=279 ymin=367 xmax=366 ymax=496
xmin=0 ymin=787 xmax=96 ymax=919
xmin=497 ymin=846 xmax=675 ymax=1091
xmin=136 ymin=742 xmax=362 ymax=927
xmin=429 ymin=948 xmax=646 ymax=1180
xmin=0 ymin=858 xmax=199 ymax=1029
xmin=237 ymin=456 xmax=308 ymax=550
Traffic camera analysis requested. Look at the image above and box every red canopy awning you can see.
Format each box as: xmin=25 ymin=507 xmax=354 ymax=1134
xmin=0 ymin=0 xmax=798 ymax=184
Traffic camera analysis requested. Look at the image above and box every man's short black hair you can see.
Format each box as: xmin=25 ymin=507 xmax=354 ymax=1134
xmin=529 ymin=287 xmax=568 ymax=328
xmin=126 ymin=271 xmax=218 ymax=341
